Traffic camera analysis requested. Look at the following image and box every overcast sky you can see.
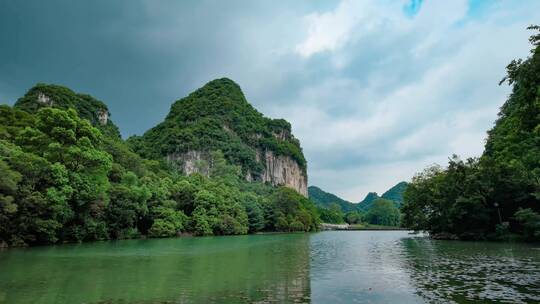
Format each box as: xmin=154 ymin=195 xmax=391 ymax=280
xmin=1 ymin=0 xmax=539 ymax=202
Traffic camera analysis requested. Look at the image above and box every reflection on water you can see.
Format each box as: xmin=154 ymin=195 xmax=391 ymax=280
xmin=310 ymin=231 xmax=422 ymax=303
xmin=400 ymin=237 xmax=540 ymax=303
xmin=0 ymin=231 xmax=539 ymax=303
xmin=0 ymin=234 xmax=311 ymax=303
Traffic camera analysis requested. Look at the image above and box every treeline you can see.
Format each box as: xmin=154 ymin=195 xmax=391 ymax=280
xmin=318 ymin=198 xmax=400 ymax=227
xmin=401 ymin=26 xmax=540 ymax=241
xmin=0 ymin=87 xmax=319 ymax=247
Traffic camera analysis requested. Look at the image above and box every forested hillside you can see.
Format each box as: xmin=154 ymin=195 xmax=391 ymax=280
xmin=308 ymin=186 xmax=356 ymax=212
xmin=309 ymin=183 xmax=406 ymax=227
xmin=0 ymin=82 xmax=319 ymax=247
xmin=357 ymin=182 xmax=408 ymax=211
xmin=128 ymin=78 xmax=308 ymax=196
xmin=402 ymin=26 xmax=540 ymax=241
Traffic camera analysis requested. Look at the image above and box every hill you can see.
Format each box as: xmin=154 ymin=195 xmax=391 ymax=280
xmin=357 ymin=192 xmax=380 ymax=211
xmin=308 ymin=186 xmax=357 ymax=212
xmin=310 ymin=181 xmax=408 ymax=212
xmin=381 ymin=181 xmax=408 ymax=205
xmin=14 ymin=83 xmax=121 ymax=139
xmin=128 ymin=78 xmax=308 ymax=196
xmin=357 ymin=182 xmax=408 ymax=211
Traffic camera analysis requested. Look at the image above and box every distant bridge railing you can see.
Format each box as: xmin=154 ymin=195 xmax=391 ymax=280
xmin=320 ymin=223 xmax=350 ymax=230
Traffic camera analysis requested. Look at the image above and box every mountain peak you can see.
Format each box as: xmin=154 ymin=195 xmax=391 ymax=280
xmin=13 ymin=83 xmax=120 ymax=138
xmin=191 ymin=77 xmax=245 ymax=101
xmin=381 ymin=181 xmax=408 ymax=204
xmin=133 ymin=78 xmax=308 ymax=195
xmin=308 ymin=185 xmax=357 ymax=212
xmin=364 ymin=192 xmax=379 ymax=200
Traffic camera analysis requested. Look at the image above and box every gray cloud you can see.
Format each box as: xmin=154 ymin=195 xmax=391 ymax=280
xmin=1 ymin=0 xmax=539 ymax=201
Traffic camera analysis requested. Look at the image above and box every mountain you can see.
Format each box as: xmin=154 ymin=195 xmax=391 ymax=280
xmin=357 ymin=192 xmax=380 ymax=211
xmin=309 ymin=182 xmax=408 ymax=212
xmin=357 ymin=182 xmax=408 ymax=211
xmin=128 ymin=78 xmax=308 ymax=196
xmin=14 ymin=83 xmax=121 ymax=139
xmin=381 ymin=181 xmax=408 ymax=205
xmin=308 ymin=186 xmax=357 ymax=212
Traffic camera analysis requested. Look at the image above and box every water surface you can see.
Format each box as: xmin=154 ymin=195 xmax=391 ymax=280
xmin=0 ymin=231 xmax=539 ymax=303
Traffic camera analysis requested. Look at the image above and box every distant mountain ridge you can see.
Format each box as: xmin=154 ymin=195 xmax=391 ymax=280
xmin=309 ymin=182 xmax=408 ymax=212
xmin=357 ymin=181 xmax=408 ymax=211
xmin=308 ymin=186 xmax=357 ymax=212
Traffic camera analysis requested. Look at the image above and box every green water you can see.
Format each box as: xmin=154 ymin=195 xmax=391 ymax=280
xmin=0 ymin=231 xmax=539 ymax=303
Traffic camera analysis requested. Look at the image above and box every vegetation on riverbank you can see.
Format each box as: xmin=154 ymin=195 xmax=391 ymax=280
xmin=0 ymin=82 xmax=319 ymax=247
xmin=309 ymin=183 xmax=406 ymax=227
xmin=401 ymin=26 xmax=540 ymax=242
xmin=317 ymin=198 xmax=401 ymax=227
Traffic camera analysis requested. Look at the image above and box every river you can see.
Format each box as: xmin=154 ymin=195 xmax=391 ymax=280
xmin=0 ymin=231 xmax=539 ymax=303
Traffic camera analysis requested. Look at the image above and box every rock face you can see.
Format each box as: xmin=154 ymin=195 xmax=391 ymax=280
xmin=167 ymin=150 xmax=209 ymax=176
xmin=168 ymin=149 xmax=308 ymax=196
xmin=97 ymin=109 xmax=109 ymax=125
xmin=37 ymin=92 xmax=53 ymax=106
xmin=258 ymin=150 xmax=308 ymax=196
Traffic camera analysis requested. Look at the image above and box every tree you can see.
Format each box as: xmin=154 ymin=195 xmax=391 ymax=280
xmin=318 ymin=203 xmax=345 ymax=224
xmin=364 ymin=199 xmax=400 ymax=226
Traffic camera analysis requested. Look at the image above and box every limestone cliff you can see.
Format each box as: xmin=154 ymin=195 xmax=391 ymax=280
xmin=167 ymin=149 xmax=308 ymax=196
xmin=132 ymin=78 xmax=308 ymax=196
xmin=257 ymin=149 xmax=308 ymax=196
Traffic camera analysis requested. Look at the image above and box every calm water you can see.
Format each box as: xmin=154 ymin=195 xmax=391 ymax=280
xmin=0 ymin=231 xmax=539 ymax=303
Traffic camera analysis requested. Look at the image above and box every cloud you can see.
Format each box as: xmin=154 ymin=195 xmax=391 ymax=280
xmin=272 ymin=0 xmax=539 ymax=200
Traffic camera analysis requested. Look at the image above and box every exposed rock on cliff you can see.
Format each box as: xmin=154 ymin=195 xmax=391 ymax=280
xmin=259 ymin=149 xmax=307 ymax=196
xmin=130 ymin=78 xmax=308 ymax=196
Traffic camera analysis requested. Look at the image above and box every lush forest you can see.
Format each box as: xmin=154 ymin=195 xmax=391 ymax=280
xmin=309 ymin=183 xmax=405 ymax=227
xmin=0 ymin=82 xmax=319 ymax=247
xmin=401 ymin=26 xmax=540 ymax=241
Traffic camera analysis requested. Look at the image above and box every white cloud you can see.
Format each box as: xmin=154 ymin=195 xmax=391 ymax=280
xmin=295 ymin=1 xmax=399 ymax=58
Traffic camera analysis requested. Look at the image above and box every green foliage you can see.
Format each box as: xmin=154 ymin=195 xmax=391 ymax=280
xmin=308 ymin=186 xmax=357 ymax=212
xmin=401 ymin=27 xmax=540 ymax=241
xmin=364 ymin=199 xmax=400 ymax=226
xmin=345 ymin=211 xmax=363 ymax=224
xmin=0 ymin=82 xmax=318 ymax=247
xmin=243 ymin=195 xmax=266 ymax=232
xmin=357 ymin=192 xmax=380 ymax=211
xmin=14 ymin=84 xmax=121 ymax=139
xmin=311 ymin=183 xmax=406 ymax=224
xmin=381 ymin=182 xmax=408 ymax=206
xmin=356 ymin=182 xmax=408 ymax=212
xmin=514 ymin=208 xmax=540 ymax=241
xmin=266 ymin=187 xmax=320 ymax=232
xmin=317 ymin=203 xmax=345 ymax=224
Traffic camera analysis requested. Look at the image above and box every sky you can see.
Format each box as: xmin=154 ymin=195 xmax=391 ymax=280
xmin=1 ymin=0 xmax=539 ymax=202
